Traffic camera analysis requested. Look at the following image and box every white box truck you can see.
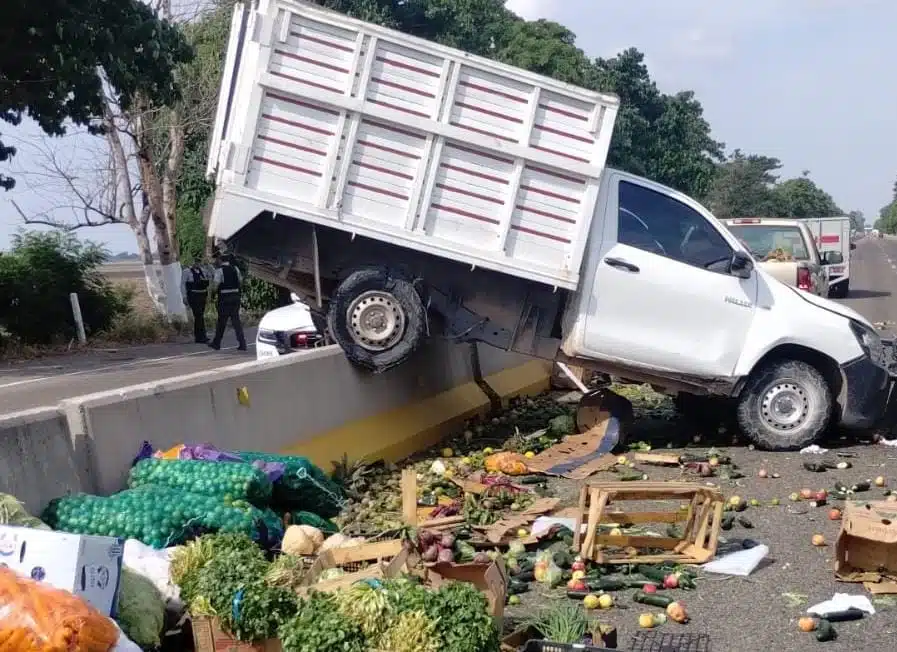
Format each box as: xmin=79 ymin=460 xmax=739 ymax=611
xmin=802 ymin=216 xmax=854 ymax=298
xmin=205 ymin=0 xmax=896 ymax=450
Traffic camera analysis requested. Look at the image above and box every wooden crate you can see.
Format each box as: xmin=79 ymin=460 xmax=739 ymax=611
xmin=573 ymin=481 xmax=724 ymax=564
xmin=298 ymin=539 xmax=404 ymax=593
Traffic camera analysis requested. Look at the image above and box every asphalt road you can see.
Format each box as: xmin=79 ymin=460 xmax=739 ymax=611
xmin=836 ymin=235 xmax=897 ymax=327
xmin=1 ymin=235 xmax=893 ymax=416
xmin=508 ymin=433 xmax=897 ymax=652
xmin=0 ymin=328 xmax=258 ymax=414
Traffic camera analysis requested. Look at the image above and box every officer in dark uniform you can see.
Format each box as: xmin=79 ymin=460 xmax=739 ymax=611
xmin=209 ymin=253 xmax=247 ymax=351
xmin=180 ymin=260 xmax=211 ymax=343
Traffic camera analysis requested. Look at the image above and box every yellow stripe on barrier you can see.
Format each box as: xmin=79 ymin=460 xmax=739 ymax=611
xmin=281 ymin=360 xmax=552 ymax=469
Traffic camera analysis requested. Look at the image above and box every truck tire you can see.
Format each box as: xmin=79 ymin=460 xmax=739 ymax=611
xmin=830 ymin=280 xmax=849 ymax=298
xmin=736 ymin=360 xmax=832 ymax=450
xmin=327 ymin=267 xmax=426 ymax=373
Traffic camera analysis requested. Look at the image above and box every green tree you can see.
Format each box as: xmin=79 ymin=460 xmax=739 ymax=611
xmin=847 ymin=210 xmax=865 ymax=232
xmin=1 ymin=0 xmax=192 ymax=191
xmin=771 ymin=172 xmax=841 ymax=218
xmin=591 ymin=49 xmax=724 ymax=199
xmin=0 ymin=231 xmax=128 ymax=346
xmin=704 ymin=150 xmax=783 ymax=218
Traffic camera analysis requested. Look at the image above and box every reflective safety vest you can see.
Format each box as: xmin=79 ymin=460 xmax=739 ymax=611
xmin=185 ymin=267 xmax=209 ymax=294
xmin=219 ymin=264 xmax=241 ymax=295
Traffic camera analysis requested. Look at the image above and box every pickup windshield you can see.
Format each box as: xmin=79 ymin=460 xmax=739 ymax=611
xmin=726 ymin=225 xmax=810 ymax=261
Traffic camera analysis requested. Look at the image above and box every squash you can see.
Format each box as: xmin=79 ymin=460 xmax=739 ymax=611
xmin=282 ymin=525 xmax=324 ymax=556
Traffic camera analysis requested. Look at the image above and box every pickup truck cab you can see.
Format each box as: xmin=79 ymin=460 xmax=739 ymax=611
xmin=206 ymin=0 xmax=897 ymax=450
xmin=721 ymin=218 xmax=837 ymax=297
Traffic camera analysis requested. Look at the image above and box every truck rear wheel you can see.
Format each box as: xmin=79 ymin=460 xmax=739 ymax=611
xmin=829 ymin=280 xmax=849 ymax=299
xmin=736 ymin=360 xmax=832 ymax=450
xmin=327 ymin=267 xmax=426 ymax=373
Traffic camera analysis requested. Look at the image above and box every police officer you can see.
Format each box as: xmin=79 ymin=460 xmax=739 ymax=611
xmin=180 ymin=259 xmax=211 ymax=343
xmin=208 ymin=253 xmax=247 ymax=351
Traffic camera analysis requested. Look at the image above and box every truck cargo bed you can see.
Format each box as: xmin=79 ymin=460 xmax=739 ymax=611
xmin=207 ymin=0 xmax=619 ymax=289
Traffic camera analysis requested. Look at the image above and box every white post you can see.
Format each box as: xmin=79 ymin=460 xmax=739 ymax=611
xmin=69 ymin=293 xmax=87 ymax=345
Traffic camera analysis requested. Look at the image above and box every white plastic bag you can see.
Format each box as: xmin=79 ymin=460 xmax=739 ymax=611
xmin=123 ymin=538 xmax=182 ymax=608
xmin=703 ymin=544 xmax=769 ymax=576
xmin=112 ymin=622 xmax=143 ymax=652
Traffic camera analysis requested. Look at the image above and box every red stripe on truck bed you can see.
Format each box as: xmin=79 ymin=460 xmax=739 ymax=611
xmin=819 ymin=235 xmax=840 ymax=244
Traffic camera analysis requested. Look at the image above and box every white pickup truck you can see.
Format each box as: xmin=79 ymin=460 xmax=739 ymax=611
xmin=205 ymin=0 xmax=896 ymax=450
xmin=803 ymin=216 xmax=854 ymax=298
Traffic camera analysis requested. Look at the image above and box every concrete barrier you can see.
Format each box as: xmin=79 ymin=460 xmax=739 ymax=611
xmin=60 ymin=341 xmax=551 ymax=498
xmin=0 ymin=407 xmax=91 ymax=514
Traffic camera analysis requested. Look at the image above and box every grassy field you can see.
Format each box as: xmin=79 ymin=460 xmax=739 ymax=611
xmin=100 ymin=262 xmax=157 ymax=316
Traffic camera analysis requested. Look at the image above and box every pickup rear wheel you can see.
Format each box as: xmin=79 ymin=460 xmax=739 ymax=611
xmin=327 ymin=267 xmax=426 ymax=373
xmin=736 ymin=360 xmax=832 ymax=450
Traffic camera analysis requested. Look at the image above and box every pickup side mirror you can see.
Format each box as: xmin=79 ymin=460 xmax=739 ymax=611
xmin=850 ymin=243 xmax=857 ymax=250
xmin=823 ymin=251 xmax=844 ymax=265
xmin=730 ymin=251 xmax=754 ymax=279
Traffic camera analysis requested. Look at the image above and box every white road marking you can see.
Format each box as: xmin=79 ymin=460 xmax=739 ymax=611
xmin=0 ymin=342 xmax=256 ymax=390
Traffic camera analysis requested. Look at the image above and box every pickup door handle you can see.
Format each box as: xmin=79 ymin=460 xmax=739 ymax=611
xmin=604 ymin=257 xmax=640 ymax=273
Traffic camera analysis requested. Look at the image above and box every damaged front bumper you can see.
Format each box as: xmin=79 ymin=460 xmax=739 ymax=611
xmin=840 ymin=337 xmax=897 ymax=430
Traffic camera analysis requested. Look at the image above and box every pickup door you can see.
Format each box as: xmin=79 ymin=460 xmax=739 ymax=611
xmin=579 ymin=173 xmax=759 ymax=378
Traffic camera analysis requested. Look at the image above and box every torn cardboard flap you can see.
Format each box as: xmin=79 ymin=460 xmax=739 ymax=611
xmin=526 ymin=433 xmax=618 ymax=479
xmin=835 ymin=501 xmax=897 ymax=593
xmin=482 ymin=497 xmax=560 ymax=543
xmin=526 ymin=391 xmax=629 ymax=479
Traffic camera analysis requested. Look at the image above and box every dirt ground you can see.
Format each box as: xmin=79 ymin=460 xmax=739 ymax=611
xmin=500 ymin=391 xmax=897 ymax=652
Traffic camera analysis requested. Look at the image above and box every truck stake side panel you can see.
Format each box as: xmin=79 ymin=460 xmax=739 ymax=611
xmin=207 ymin=0 xmax=619 ymax=290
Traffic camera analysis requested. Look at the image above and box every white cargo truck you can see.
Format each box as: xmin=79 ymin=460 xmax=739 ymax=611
xmin=802 ymin=216 xmax=854 ymax=298
xmin=206 ymin=0 xmax=897 ymax=450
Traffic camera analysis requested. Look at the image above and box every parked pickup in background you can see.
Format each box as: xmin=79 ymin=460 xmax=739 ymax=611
xmin=802 ymin=216 xmax=856 ymax=298
xmin=722 ymin=218 xmax=840 ymax=297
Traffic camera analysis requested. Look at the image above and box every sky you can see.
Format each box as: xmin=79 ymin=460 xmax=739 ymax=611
xmin=2 ymin=0 xmax=896 ymax=253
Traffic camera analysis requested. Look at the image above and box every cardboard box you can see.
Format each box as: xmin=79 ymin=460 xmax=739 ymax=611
xmin=0 ymin=525 xmax=123 ymax=616
xmin=418 ymin=557 xmax=508 ymax=625
xmin=191 ymin=616 xmax=281 ymax=652
xmin=835 ymin=500 xmax=897 ymax=593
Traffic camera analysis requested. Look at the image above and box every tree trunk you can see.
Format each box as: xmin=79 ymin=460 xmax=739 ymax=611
xmin=134 ymin=218 xmax=167 ymax=314
xmin=135 ymin=107 xmax=186 ymax=319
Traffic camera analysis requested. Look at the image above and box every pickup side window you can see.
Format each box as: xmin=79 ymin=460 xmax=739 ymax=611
xmin=617 ymin=181 xmax=733 ymax=272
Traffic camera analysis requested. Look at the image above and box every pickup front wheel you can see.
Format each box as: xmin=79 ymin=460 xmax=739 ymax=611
xmin=327 ymin=267 xmax=426 ymax=373
xmin=736 ymin=360 xmax=832 ymax=450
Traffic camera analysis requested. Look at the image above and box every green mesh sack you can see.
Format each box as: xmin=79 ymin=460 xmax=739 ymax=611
xmin=128 ymin=458 xmax=273 ymax=505
xmin=42 ymin=486 xmax=284 ymax=549
xmin=236 ymin=451 xmax=344 ymax=517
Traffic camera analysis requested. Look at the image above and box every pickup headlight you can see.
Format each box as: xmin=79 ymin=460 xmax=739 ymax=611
xmin=850 ymin=320 xmax=883 ymax=362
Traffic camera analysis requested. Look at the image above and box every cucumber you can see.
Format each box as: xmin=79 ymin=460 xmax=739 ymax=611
xmin=824 ymin=608 xmax=864 ymax=622
xmin=852 ymin=481 xmax=871 ymax=492
xmin=721 ymin=513 xmax=735 ymax=531
xmin=507 ymin=579 xmax=530 ymax=595
xmin=516 ymin=570 xmax=535 ymax=583
xmin=624 ymin=578 xmax=660 ymax=589
xmin=586 ymin=578 xmax=627 ymax=591
xmin=737 ymin=516 xmax=753 ymax=529
xmin=637 ymin=565 xmax=668 ymax=583
xmin=566 ymin=590 xmax=591 ymax=600
xmin=815 ymin=619 xmax=836 ymax=642
xmin=517 ymin=475 xmax=546 ymax=484
xmin=633 ymin=591 xmax=674 ymax=608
